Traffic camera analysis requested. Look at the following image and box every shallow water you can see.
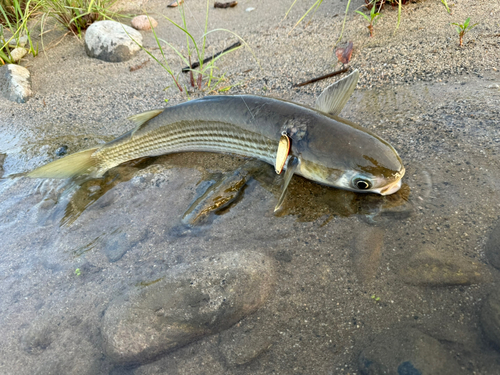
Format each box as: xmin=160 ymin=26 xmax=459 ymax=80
xmin=1 ymin=75 xmax=500 ymax=374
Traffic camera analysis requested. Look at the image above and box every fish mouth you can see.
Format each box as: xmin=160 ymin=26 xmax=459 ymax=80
xmin=375 ymin=167 xmax=405 ymax=196
xmin=378 ymin=178 xmax=402 ymax=195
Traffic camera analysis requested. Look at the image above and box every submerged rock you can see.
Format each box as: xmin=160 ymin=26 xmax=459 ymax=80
xmin=358 ymin=328 xmax=466 ymax=375
xmin=103 ymin=232 xmax=130 ymax=262
xmin=399 ymin=247 xmax=490 ymax=286
xmin=21 ymin=315 xmax=103 ymax=375
xmin=131 ymin=15 xmax=158 ymax=31
xmin=480 ymin=290 xmax=500 ymax=350
xmin=102 ymin=229 xmax=147 ymax=262
xmin=218 ymin=322 xmax=275 ymax=366
xmin=0 ymin=64 xmax=33 ymax=103
xmin=84 ymin=20 xmax=142 ymax=62
xmin=133 ymin=341 xmax=224 ymax=374
xmin=102 ymin=251 xmax=276 ymax=365
xmin=182 ymin=163 xmax=256 ymax=225
xmin=485 ymin=219 xmax=500 ymax=270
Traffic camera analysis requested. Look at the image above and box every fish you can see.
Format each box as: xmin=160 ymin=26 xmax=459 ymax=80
xmin=28 ymin=70 xmax=405 ymax=210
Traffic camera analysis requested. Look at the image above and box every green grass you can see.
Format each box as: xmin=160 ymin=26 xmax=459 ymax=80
xmin=130 ymin=1 xmax=254 ymax=94
xmin=451 ymin=17 xmax=478 ymax=47
xmin=0 ymin=0 xmax=40 ymax=64
xmin=355 ymin=2 xmax=383 ymax=37
xmin=1 ymin=0 xmax=121 ymax=65
xmin=286 ymin=0 xmax=453 ymax=47
xmin=39 ymin=0 xmax=121 ymax=36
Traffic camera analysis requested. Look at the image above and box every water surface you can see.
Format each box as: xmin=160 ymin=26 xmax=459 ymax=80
xmin=1 ymin=75 xmax=500 ymax=374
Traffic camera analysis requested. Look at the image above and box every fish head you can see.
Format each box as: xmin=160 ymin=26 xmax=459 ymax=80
xmin=296 ymin=117 xmax=405 ymax=195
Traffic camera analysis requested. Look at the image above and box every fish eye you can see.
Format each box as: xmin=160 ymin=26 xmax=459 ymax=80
xmin=352 ymin=178 xmax=372 ymax=190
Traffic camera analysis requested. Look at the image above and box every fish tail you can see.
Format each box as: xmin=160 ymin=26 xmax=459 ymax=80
xmin=28 ymin=147 xmax=100 ymax=179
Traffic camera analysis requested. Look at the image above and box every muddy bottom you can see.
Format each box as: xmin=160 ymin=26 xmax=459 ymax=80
xmin=1 ymin=74 xmax=500 ymax=374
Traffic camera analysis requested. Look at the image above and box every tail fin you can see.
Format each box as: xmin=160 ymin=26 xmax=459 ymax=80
xmin=28 ymin=147 xmax=100 ymax=179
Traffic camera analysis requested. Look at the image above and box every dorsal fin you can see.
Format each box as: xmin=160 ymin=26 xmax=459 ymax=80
xmin=315 ymin=69 xmax=359 ymax=116
xmin=129 ymin=109 xmax=164 ymax=135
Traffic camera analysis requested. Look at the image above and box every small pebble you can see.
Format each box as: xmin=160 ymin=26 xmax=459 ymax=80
xmin=131 ymin=15 xmax=158 ymax=31
xmin=167 ymin=0 xmax=183 ymax=7
xmin=55 ymin=146 xmax=68 ymax=157
xmin=245 ymin=7 xmax=255 ymax=12
xmin=10 ymin=48 xmax=28 ymax=63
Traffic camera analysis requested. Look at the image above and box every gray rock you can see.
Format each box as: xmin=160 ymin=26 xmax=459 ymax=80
xmin=84 ymin=20 xmax=143 ymax=62
xmin=485 ymin=219 xmax=500 ymax=270
xmin=480 ymin=290 xmax=500 ymax=350
xmin=358 ymin=328 xmax=466 ymax=375
xmin=8 ymin=35 xmax=28 ymax=47
xmin=0 ymin=64 xmax=33 ymax=103
xmin=102 ymin=251 xmax=276 ymax=365
xmin=399 ymin=247 xmax=490 ymax=286
xmin=131 ymin=15 xmax=158 ymax=31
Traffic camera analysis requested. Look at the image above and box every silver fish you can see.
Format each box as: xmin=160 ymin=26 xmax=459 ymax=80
xmin=28 ymin=70 xmax=405 ymax=210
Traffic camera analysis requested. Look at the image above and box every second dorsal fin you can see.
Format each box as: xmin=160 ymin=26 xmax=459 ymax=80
xmin=315 ymin=69 xmax=359 ymax=116
xmin=129 ymin=109 xmax=164 ymax=135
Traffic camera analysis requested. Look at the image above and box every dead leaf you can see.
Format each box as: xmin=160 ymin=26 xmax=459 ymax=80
xmin=335 ymin=41 xmax=354 ymax=65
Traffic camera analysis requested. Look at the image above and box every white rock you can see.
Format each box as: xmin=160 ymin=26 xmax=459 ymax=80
xmin=84 ymin=20 xmax=143 ymax=62
xmin=131 ymin=15 xmax=158 ymax=31
xmin=10 ymin=47 xmax=28 ymax=63
xmin=0 ymin=64 xmax=33 ymax=103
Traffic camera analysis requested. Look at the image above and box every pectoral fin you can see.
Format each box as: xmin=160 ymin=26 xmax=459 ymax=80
xmin=315 ymin=69 xmax=359 ymax=116
xmin=274 ymin=156 xmax=299 ymax=212
xmin=275 ymin=132 xmax=290 ymax=174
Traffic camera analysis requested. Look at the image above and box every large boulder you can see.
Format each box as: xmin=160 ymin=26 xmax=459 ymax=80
xmin=84 ymin=20 xmax=143 ymax=62
xmin=102 ymin=251 xmax=276 ymax=365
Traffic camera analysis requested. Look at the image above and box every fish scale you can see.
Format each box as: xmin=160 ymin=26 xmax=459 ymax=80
xmin=94 ymin=120 xmax=278 ymax=173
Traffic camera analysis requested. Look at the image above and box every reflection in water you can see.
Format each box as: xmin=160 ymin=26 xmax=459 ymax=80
xmin=60 ymin=158 xmax=160 ymax=226
xmin=274 ymin=175 xmax=412 ymax=224
xmin=52 ymin=153 xmax=424 ymax=228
